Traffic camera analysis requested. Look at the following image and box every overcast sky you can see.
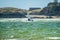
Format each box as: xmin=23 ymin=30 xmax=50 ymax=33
xmin=0 ymin=0 xmax=60 ymax=10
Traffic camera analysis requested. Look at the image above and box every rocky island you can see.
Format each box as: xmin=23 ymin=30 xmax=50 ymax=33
xmin=0 ymin=0 xmax=60 ymax=18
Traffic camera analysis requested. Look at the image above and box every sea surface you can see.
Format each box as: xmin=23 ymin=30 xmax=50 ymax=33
xmin=0 ymin=18 xmax=60 ymax=40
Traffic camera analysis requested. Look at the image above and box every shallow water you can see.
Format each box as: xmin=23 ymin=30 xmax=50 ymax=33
xmin=0 ymin=18 xmax=60 ymax=40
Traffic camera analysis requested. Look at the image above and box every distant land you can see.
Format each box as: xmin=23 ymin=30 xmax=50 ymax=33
xmin=0 ymin=1 xmax=60 ymax=18
xmin=0 ymin=7 xmax=27 ymax=18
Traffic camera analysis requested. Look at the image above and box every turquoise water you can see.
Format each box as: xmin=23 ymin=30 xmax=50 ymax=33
xmin=0 ymin=19 xmax=60 ymax=40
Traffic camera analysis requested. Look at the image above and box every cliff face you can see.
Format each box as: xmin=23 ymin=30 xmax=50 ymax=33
xmin=44 ymin=2 xmax=60 ymax=16
xmin=30 ymin=2 xmax=60 ymax=16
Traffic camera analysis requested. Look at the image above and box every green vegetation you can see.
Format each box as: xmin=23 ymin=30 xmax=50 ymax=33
xmin=0 ymin=7 xmax=27 ymax=15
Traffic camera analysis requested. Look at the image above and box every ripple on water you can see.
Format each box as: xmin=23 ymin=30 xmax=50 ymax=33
xmin=0 ymin=19 xmax=60 ymax=40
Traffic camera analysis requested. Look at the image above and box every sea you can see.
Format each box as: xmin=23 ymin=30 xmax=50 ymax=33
xmin=0 ymin=18 xmax=60 ymax=40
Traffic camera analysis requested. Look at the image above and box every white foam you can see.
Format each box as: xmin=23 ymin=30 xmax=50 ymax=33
xmin=0 ymin=18 xmax=60 ymax=22
xmin=45 ymin=37 xmax=60 ymax=39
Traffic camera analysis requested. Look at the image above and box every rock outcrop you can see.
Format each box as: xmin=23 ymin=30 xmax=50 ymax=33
xmin=0 ymin=7 xmax=27 ymax=18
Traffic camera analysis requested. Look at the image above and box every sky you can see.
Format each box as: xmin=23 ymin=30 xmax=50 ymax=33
xmin=0 ymin=0 xmax=60 ymax=10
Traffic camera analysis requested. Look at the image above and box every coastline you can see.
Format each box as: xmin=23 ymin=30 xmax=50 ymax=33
xmin=0 ymin=18 xmax=60 ymax=22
